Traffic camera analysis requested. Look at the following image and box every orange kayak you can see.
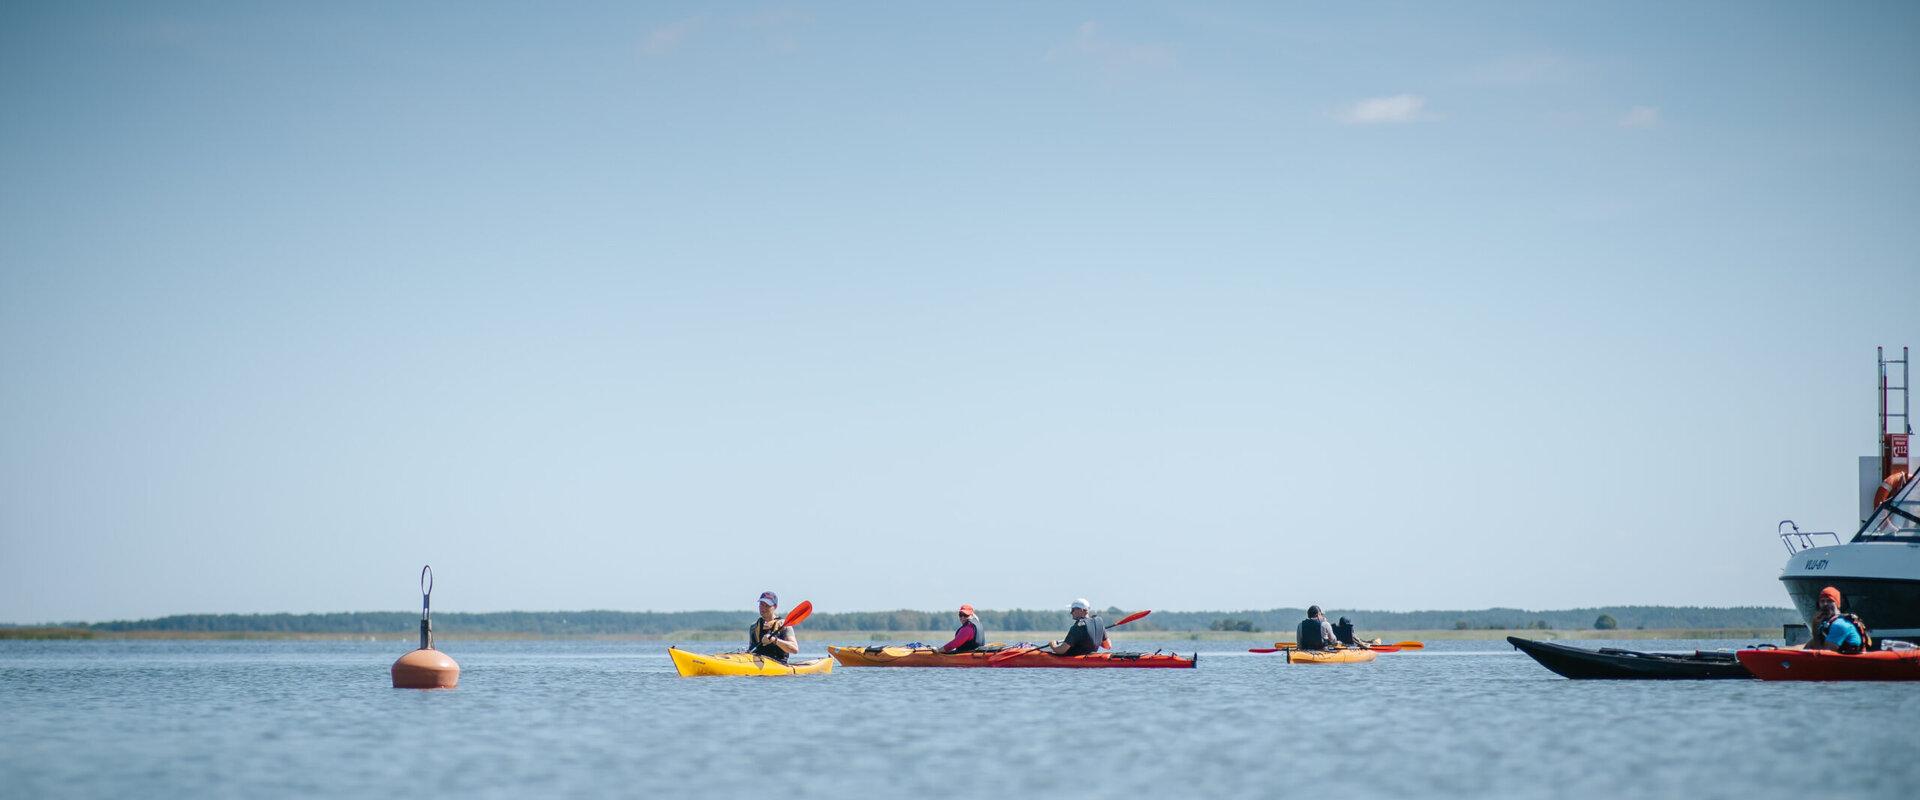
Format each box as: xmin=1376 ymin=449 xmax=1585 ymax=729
xmin=1736 ymin=647 xmax=1920 ymax=681
xmin=827 ymin=645 xmax=1195 ymax=669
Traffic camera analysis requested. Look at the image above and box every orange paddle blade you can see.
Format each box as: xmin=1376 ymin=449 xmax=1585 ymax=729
xmin=783 ymin=600 xmax=814 ymax=628
xmin=1110 ymin=609 xmax=1150 ymax=627
xmin=1391 ymin=640 xmax=1425 ymax=649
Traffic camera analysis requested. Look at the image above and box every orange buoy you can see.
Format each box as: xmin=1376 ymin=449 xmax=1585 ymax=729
xmin=391 ymin=565 xmax=460 ymax=689
xmin=392 ymin=648 xmax=460 ymax=689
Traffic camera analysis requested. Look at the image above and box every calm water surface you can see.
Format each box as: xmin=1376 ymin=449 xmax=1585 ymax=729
xmin=4 ymin=638 xmax=1918 ymax=798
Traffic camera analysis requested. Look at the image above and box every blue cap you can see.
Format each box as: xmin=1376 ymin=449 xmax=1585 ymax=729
xmin=758 ymin=591 xmax=778 ymax=607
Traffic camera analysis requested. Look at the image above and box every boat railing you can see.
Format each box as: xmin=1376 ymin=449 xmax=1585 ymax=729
xmin=1778 ymin=520 xmax=1841 ymax=555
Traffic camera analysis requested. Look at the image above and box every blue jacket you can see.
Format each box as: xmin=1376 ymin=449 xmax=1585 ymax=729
xmin=1820 ymin=616 xmax=1862 ymax=651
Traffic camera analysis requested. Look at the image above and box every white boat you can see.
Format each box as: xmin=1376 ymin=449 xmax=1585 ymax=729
xmin=1778 ymin=347 xmax=1917 ymax=642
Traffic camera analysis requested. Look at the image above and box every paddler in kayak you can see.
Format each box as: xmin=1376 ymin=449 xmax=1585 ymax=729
xmin=1296 ymin=605 xmax=1339 ymax=650
xmin=749 ymin=591 xmax=799 ymax=664
xmin=1808 ymin=586 xmax=1871 ymax=653
xmin=1333 ymin=616 xmax=1362 ymax=647
xmin=937 ymin=604 xmax=986 ymax=654
xmin=1044 ymin=598 xmax=1106 ymax=656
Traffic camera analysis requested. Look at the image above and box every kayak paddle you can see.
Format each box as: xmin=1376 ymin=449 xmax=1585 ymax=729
xmin=1252 ymin=646 xmax=1387 ymax=654
xmin=988 ymin=609 xmax=1151 ymax=664
xmin=1274 ymin=640 xmax=1406 ymax=652
xmin=754 ymin=601 xmax=813 ymax=653
xmin=781 ymin=600 xmax=814 ymax=629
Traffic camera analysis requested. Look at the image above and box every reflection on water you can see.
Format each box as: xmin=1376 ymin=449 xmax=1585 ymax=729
xmin=3 ymin=639 xmax=1918 ymax=798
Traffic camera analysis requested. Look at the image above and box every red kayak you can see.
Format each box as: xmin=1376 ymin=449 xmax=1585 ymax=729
xmin=1735 ymin=647 xmax=1920 ymax=681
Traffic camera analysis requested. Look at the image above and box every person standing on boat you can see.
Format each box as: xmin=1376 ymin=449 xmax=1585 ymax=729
xmin=937 ymin=604 xmax=986 ymax=654
xmin=1808 ymin=586 xmax=1869 ymax=654
xmin=749 ymin=591 xmax=799 ymax=663
xmin=1297 ymin=606 xmax=1338 ymax=650
xmin=1045 ymin=598 xmax=1106 ymax=656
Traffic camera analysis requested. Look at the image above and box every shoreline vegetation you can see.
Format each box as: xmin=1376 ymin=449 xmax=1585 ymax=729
xmin=0 ymin=627 xmax=1787 ymax=642
xmin=0 ymin=606 xmax=1798 ymax=641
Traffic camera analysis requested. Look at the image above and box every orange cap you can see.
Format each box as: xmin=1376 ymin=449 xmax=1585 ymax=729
xmin=1820 ymin=586 xmax=1842 ymax=606
xmin=958 ymin=604 xmax=975 ymax=616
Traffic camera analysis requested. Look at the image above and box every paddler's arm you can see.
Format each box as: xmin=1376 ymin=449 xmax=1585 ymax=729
xmin=936 ymin=624 xmax=973 ymax=654
xmin=1046 ymin=626 xmax=1083 ymax=655
xmin=772 ymin=627 xmax=799 ymax=655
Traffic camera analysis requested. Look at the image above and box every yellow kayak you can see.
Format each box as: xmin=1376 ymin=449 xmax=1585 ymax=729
xmin=668 ymin=647 xmax=833 ymax=677
xmin=1284 ymin=647 xmax=1378 ymax=664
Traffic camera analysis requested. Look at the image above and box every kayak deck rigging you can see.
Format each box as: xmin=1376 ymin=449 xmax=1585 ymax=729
xmin=827 ymin=644 xmax=1196 ymax=669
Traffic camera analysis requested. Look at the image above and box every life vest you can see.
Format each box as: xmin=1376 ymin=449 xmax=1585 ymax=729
xmin=749 ymin=617 xmax=790 ymax=663
xmin=951 ymin=619 xmax=985 ymax=652
xmin=1817 ymin=613 xmax=1872 ymax=654
xmin=1333 ymin=618 xmax=1358 ymax=647
xmin=1063 ymin=616 xmax=1105 ymax=656
xmin=1297 ymin=618 xmax=1330 ymax=650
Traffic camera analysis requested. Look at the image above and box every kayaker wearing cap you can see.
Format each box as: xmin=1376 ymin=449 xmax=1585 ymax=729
xmin=937 ymin=604 xmax=986 ymax=654
xmin=1045 ymin=599 xmax=1106 ymax=656
xmin=1808 ymin=586 xmax=1870 ymax=654
xmin=749 ymin=591 xmax=799 ymax=663
xmin=1297 ymin=606 xmax=1338 ymax=650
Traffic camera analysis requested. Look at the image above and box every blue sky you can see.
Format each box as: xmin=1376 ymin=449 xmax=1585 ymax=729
xmin=2 ymin=2 xmax=1916 ymax=622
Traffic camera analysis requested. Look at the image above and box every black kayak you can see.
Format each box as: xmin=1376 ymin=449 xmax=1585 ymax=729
xmin=1507 ymin=636 xmax=1752 ymax=679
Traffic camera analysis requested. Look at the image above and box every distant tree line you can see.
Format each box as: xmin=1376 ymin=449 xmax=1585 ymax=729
xmin=50 ymin=605 xmax=1798 ymax=635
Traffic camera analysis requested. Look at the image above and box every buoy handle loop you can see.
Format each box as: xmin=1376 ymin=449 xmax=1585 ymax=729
xmin=418 ymin=565 xmax=434 ymax=651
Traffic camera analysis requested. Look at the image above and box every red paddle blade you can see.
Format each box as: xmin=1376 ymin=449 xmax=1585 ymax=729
xmin=1110 ymin=609 xmax=1150 ymax=627
xmin=1369 ymin=645 xmax=1402 ymax=653
xmin=783 ymin=601 xmax=814 ymax=628
xmin=1248 ymin=648 xmax=1283 ymax=653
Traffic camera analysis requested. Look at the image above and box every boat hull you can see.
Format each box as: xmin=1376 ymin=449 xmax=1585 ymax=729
xmin=1774 ymin=567 xmax=1920 ymax=640
xmin=1508 ymin=637 xmax=1750 ymax=679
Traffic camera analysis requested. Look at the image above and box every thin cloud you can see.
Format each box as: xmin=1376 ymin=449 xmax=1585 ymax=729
xmin=638 ymin=12 xmax=810 ymax=58
xmin=1465 ymin=53 xmax=1567 ymax=86
xmin=1620 ymin=106 xmax=1662 ymax=129
xmin=639 ymin=17 xmax=700 ymax=57
xmin=739 ymin=8 xmax=812 ymax=29
xmin=736 ymin=8 xmax=812 ymax=54
xmin=1048 ymin=22 xmax=1176 ymax=72
xmin=1336 ymin=94 xmax=1432 ymax=125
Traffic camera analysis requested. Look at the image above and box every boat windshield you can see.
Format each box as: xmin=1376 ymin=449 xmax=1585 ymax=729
xmin=1854 ymin=474 xmax=1920 ymax=542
